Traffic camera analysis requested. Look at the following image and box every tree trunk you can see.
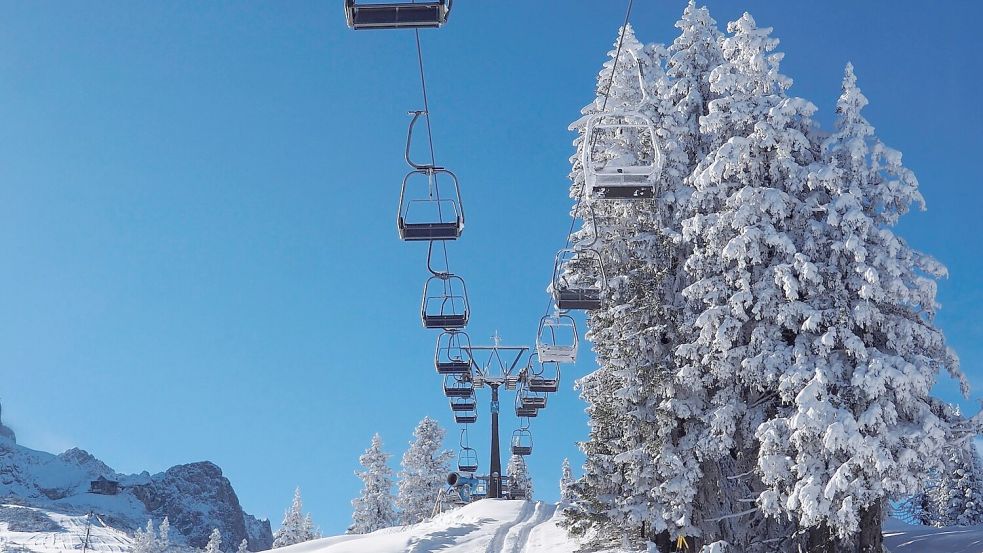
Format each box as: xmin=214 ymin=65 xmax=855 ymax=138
xmin=858 ymin=502 xmax=882 ymax=553
xmin=807 ymin=523 xmax=834 ymax=553
xmin=654 ymin=530 xmax=671 ymax=553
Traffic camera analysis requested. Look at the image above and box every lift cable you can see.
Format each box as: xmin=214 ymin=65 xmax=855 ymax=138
xmin=541 ymin=0 xmax=635 ymax=320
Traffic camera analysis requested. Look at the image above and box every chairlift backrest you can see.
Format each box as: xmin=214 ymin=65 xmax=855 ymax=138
xmin=536 ymin=313 xmax=579 ymax=364
xmin=552 ymin=248 xmax=606 ymax=311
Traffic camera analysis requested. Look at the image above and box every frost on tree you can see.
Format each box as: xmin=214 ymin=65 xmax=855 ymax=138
xmin=559 ymin=458 xmax=575 ymax=502
xmin=507 ymin=454 xmax=533 ymax=500
xmin=560 ymin=3 xmax=975 ymax=552
xmin=132 ymin=518 xmax=171 ymax=553
xmin=754 ymin=61 xmax=970 ymax=545
xmin=348 ymin=433 xmax=397 ymax=534
xmin=272 ymin=487 xmax=320 ymax=548
xmin=396 ymin=416 xmax=455 ymax=525
xmin=203 ymin=528 xmax=222 ymax=553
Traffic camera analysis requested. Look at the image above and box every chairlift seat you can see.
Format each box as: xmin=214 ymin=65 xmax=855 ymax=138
xmin=511 ymin=445 xmax=532 ymax=456
xmin=454 ymin=414 xmax=477 ymax=424
xmin=589 ymin=172 xmax=655 ymax=200
xmin=515 ymin=407 xmax=539 ymax=418
xmin=458 ymin=463 xmax=478 ymax=473
xmin=423 ymin=314 xmax=469 ymax=330
xmin=555 ymin=289 xmax=602 ymax=311
xmin=528 ymin=378 xmax=559 ymax=393
xmin=538 ymin=344 xmax=578 ymax=364
xmin=436 ymin=360 xmax=471 ymax=375
xmin=345 ymin=1 xmax=450 ymax=30
xmin=444 ymin=385 xmax=474 ymax=398
xmin=398 ymin=219 xmax=463 ymax=241
xmin=450 ymin=400 xmax=477 ymax=412
xmin=520 ymin=396 xmax=547 ymax=409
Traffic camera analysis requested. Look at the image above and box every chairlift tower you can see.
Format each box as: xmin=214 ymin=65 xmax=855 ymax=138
xmin=463 ymin=332 xmax=527 ymax=499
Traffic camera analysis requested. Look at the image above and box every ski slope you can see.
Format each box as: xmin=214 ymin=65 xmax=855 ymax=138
xmin=0 ymin=504 xmax=133 ymax=553
xmin=271 ymin=500 xmax=576 ymax=553
xmin=269 ymin=499 xmax=983 ymax=553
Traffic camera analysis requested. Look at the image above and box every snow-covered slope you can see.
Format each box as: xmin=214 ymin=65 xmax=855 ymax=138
xmin=0 ymin=504 xmax=133 ymax=552
xmin=269 ymin=499 xmax=983 ymax=553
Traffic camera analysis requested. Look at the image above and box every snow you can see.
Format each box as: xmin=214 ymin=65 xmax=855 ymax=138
xmin=0 ymin=504 xmax=134 ymax=552
xmin=268 ymin=500 xmax=575 ymax=553
xmin=259 ymin=500 xmax=983 ymax=553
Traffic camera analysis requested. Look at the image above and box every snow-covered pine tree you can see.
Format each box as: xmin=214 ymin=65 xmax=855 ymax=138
xmin=559 ymin=458 xmax=574 ymax=502
xmin=507 ymin=454 xmax=533 ymax=500
xmin=919 ymin=439 xmax=983 ymax=527
xmin=132 ymin=520 xmax=159 ymax=553
xmin=561 ymin=23 xmax=676 ymax=548
xmin=396 ymin=416 xmax=455 ymax=525
xmin=236 ymin=538 xmax=249 ymax=553
xmin=756 ymin=62 xmax=970 ymax=550
xmin=675 ymin=11 xmax=826 ymax=550
xmin=203 ymin=529 xmax=221 ymax=553
xmin=272 ymin=487 xmax=317 ymax=548
xmin=348 ymin=433 xmax=397 ymax=534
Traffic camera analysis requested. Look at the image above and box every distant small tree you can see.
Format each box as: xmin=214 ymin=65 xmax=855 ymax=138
xmin=348 ymin=433 xmax=397 ymax=534
xmin=157 ymin=518 xmax=169 ymax=552
xmin=202 ymin=529 xmax=221 ymax=553
xmin=559 ymin=458 xmax=574 ymax=502
xmin=132 ymin=520 xmax=159 ymax=553
xmin=507 ymin=455 xmax=533 ymax=500
xmin=236 ymin=538 xmax=249 ymax=553
xmin=272 ymin=487 xmax=318 ymax=548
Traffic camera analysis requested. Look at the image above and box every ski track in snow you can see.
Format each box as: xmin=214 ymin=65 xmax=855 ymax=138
xmin=503 ymin=502 xmax=554 ymax=553
xmin=484 ymin=500 xmax=534 ymax=553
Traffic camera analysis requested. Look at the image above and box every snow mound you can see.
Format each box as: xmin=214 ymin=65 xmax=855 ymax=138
xmin=268 ymin=502 xmax=983 ymax=553
xmin=269 ymin=500 xmax=577 ymax=553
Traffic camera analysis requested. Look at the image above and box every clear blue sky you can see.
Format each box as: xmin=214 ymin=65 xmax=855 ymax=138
xmin=1 ymin=0 xmax=980 ymax=536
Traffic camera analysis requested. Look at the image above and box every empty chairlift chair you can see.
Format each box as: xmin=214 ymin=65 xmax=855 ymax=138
xmin=525 ymin=354 xmax=561 ymax=393
xmin=454 ymin=411 xmax=477 ymax=425
xmin=398 ymin=111 xmax=464 ymax=241
xmin=514 ymin=393 xmax=539 ymax=418
xmin=511 ymin=429 xmax=533 ymax=456
xmin=443 ymin=375 xmax=474 ymax=398
xmin=552 ymin=248 xmax=606 ymax=311
xmin=345 ymin=0 xmax=451 ymax=30
xmin=536 ymin=313 xmax=579 ymax=363
xmin=519 ymin=388 xmax=548 ymax=409
xmin=422 ymin=273 xmax=470 ymax=329
xmin=450 ymin=396 xmax=477 ymax=413
xmin=435 ymin=331 xmax=473 ymax=375
xmin=458 ymin=447 xmax=478 ymax=473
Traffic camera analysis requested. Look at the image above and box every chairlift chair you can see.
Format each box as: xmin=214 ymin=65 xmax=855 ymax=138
xmin=454 ymin=412 xmax=477 ymax=424
xmin=511 ymin=429 xmax=533 ymax=456
xmin=450 ymin=397 xmax=477 ymax=412
xmin=527 ymin=357 xmax=561 ymax=393
xmin=458 ymin=447 xmax=478 ymax=473
xmin=551 ymin=248 xmax=606 ymax=311
xmin=435 ymin=331 xmax=473 ymax=375
xmin=345 ymin=0 xmax=452 ymax=30
xmin=581 ymin=47 xmax=663 ymax=200
xmin=519 ymin=390 xmax=548 ymax=410
xmin=398 ymin=110 xmax=464 ymax=241
xmin=582 ymin=112 xmax=662 ymax=200
xmin=422 ymin=274 xmax=470 ymax=329
xmin=443 ymin=375 xmax=474 ymax=398
xmin=536 ymin=313 xmax=579 ymax=363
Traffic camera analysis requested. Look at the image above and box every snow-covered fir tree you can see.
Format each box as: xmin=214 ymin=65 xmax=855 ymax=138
xmin=236 ymin=538 xmax=249 ymax=553
xmin=917 ymin=440 xmax=983 ymax=527
xmin=507 ymin=454 xmax=533 ymax=500
xmin=132 ymin=518 xmax=171 ymax=553
xmin=272 ymin=487 xmax=319 ymax=548
xmin=396 ymin=416 xmax=455 ymax=525
xmin=559 ymin=458 xmax=574 ymax=502
xmin=754 ymin=61 xmax=969 ymax=550
xmin=561 ymin=4 xmax=974 ymax=552
xmin=348 ymin=433 xmax=397 ymax=534
xmin=202 ymin=529 xmax=221 ymax=553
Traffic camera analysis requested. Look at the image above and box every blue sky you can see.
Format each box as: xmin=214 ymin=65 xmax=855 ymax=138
xmin=1 ymin=0 xmax=981 ymax=535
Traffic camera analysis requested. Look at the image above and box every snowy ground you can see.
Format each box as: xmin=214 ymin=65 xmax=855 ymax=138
xmin=270 ymin=499 xmax=983 ymax=553
xmin=0 ymin=504 xmax=133 ymax=552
